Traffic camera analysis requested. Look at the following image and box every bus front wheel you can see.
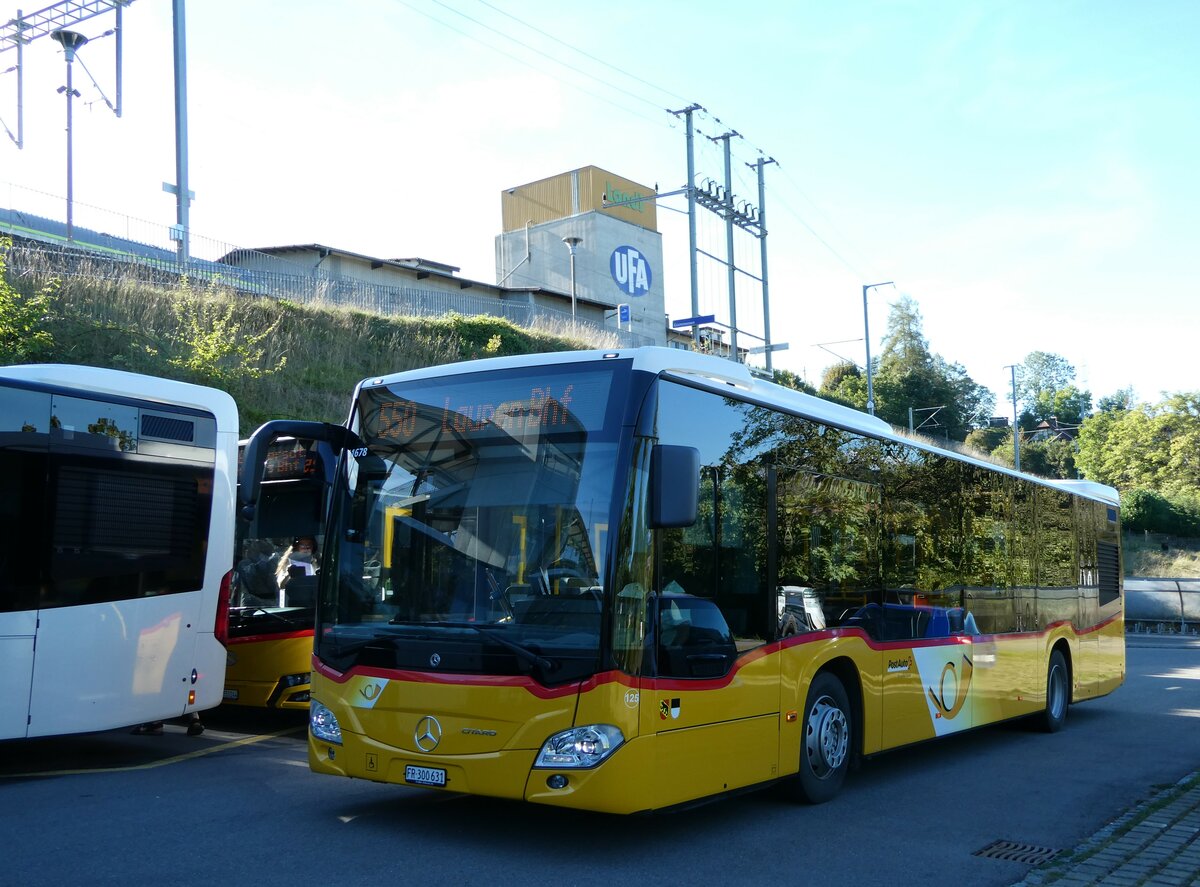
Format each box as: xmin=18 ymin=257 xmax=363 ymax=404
xmin=796 ymin=671 xmax=851 ymax=804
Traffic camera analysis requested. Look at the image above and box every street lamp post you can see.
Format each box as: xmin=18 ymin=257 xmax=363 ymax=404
xmin=562 ymin=236 xmax=582 ymax=321
xmin=51 ymin=29 xmax=89 ymax=243
xmin=862 ymin=280 xmax=893 ymax=415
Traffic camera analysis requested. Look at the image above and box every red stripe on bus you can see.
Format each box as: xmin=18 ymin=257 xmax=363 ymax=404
xmin=312 ymin=657 xmax=637 ymax=699
xmin=310 ymin=610 xmax=1123 ymax=697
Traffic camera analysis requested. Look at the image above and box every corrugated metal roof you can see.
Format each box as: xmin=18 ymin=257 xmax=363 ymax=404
xmin=237 ymin=243 xmax=461 ymax=275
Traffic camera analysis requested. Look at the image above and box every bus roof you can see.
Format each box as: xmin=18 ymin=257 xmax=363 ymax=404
xmin=0 ymin=363 xmax=238 ymax=428
xmin=359 ymin=347 xmax=1120 ymax=507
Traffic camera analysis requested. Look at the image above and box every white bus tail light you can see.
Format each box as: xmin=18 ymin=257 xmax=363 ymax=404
xmin=214 ymin=570 xmax=233 ymax=645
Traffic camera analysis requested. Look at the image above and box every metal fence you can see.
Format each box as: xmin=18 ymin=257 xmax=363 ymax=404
xmin=1 ymin=182 xmax=654 ymax=349
xmin=1125 ymin=578 xmax=1200 ymax=635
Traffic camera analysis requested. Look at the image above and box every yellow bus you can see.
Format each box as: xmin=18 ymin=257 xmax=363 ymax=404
xmin=224 ymin=437 xmax=332 ymax=710
xmin=239 ymin=348 xmax=1124 ymax=813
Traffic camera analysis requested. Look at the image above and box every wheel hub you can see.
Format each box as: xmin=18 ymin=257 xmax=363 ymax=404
xmin=806 ymin=696 xmax=848 ymax=778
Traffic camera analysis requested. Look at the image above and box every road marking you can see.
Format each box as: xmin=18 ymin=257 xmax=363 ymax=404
xmin=0 ymin=726 xmax=305 ymax=778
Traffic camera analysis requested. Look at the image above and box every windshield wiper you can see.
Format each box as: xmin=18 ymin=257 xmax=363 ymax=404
xmin=232 ymin=606 xmax=307 ymax=628
xmin=468 ymin=624 xmax=556 ymax=673
xmin=324 ymin=633 xmax=402 ymax=657
xmin=341 ymin=621 xmax=556 ymax=675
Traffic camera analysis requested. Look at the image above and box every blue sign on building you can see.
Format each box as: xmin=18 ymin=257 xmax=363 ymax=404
xmin=610 ymin=245 xmax=653 ymax=297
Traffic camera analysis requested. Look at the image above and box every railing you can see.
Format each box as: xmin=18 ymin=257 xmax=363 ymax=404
xmin=1125 ymin=577 xmax=1200 ymax=634
xmin=0 ymin=182 xmax=654 ymax=350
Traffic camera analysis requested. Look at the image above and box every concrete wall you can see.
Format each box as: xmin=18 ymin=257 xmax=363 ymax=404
xmin=495 ymin=212 xmax=666 ymax=344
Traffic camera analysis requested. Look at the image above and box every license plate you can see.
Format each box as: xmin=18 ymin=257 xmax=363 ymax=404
xmin=405 ymin=765 xmax=446 ymax=787
xmin=222 ymin=689 xmax=239 ymax=700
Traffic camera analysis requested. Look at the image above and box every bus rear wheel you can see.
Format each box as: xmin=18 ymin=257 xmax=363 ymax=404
xmin=1038 ymin=648 xmax=1069 ymax=733
xmin=796 ymin=671 xmax=851 ymax=804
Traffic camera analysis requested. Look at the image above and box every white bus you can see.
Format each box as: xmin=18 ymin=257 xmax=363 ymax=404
xmin=0 ymin=364 xmax=238 ymax=739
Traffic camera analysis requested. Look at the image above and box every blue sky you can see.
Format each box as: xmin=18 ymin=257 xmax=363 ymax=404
xmin=3 ymin=0 xmax=1196 ymax=411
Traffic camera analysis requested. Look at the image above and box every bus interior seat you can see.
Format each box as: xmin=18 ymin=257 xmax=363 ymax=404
xmin=842 ymin=603 xmax=881 ymax=638
xmin=923 ymin=608 xmax=951 ymax=638
xmin=285 ymin=575 xmax=317 ymax=608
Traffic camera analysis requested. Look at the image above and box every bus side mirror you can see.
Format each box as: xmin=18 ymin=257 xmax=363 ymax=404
xmin=239 ymin=419 xmax=365 ymax=511
xmin=650 ymin=445 xmax=700 ymax=528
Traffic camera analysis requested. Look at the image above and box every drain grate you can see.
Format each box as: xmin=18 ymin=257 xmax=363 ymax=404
xmin=973 ymin=839 xmax=1060 ymax=865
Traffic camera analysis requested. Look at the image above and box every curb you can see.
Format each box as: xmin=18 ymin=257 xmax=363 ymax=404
xmin=1013 ymin=772 xmax=1200 ymax=886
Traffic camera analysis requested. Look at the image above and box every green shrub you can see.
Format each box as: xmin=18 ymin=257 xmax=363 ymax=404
xmin=0 ymin=237 xmax=57 ymax=364
xmin=1121 ymin=489 xmax=1200 ymax=536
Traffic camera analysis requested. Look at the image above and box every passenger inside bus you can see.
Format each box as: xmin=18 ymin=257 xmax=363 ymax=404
xmin=235 ymin=539 xmax=280 ymax=606
xmin=277 ymin=536 xmax=319 ymax=607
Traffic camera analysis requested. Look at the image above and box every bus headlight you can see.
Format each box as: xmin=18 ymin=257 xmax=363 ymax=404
xmin=310 ymin=700 xmax=343 ymax=745
xmin=534 ymin=724 xmax=624 ymax=769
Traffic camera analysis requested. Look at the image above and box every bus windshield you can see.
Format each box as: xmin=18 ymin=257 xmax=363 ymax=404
xmin=318 ymin=360 xmax=630 ymax=685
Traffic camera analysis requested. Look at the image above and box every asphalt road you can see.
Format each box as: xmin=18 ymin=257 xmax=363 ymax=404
xmin=1 ymin=636 xmax=1196 ymax=887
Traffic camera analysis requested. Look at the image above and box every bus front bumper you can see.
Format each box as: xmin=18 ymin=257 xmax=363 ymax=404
xmin=308 ymin=729 xmax=655 ymax=814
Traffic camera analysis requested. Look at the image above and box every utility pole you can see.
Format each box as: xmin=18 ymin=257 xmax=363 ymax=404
xmin=675 ymin=106 xmax=778 ymax=364
xmin=749 ymin=156 xmax=776 ymax=371
xmin=1006 ymin=364 xmax=1021 ymax=470
xmin=670 ymin=103 xmax=703 ymax=346
xmin=712 ymin=130 xmax=739 ymax=360
xmin=169 ymin=0 xmax=190 ymax=264
xmin=862 ymin=281 xmax=893 ymax=415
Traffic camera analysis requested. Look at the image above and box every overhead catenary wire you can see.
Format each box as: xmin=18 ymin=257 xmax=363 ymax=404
xmin=430 ymin=0 xmax=671 ymax=115
xmin=472 ymin=0 xmax=694 ymax=109
xmin=394 ymin=0 xmax=674 ymax=132
xmin=408 ymin=0 xmax=893 ymax=336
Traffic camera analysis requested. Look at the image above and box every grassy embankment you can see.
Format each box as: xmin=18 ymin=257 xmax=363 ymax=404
xmin=8 ymin=250 xmax=1199 ymax=576
xmin=1123 ymin=534 xmax=1200 ymax=578
xmin=10 ymin=251 xmax=616 ymax=434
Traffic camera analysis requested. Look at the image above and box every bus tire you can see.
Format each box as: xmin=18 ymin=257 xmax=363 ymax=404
xmin=1038 ymin=648 xmax=1069 ymax=734
xmin=796 ymin=671 xmax=851 ymax=804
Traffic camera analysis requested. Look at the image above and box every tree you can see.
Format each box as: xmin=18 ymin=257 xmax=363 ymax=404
xmin=1120 ymin=489 xmax=1200 ymax=536
xmin=1020 ymin=351 xmax=1076 ymax=398
xmin=1075 ymin=392 xmax=1200 ymax=500
xmin=964 ymin=426 xmax=1009 ymax=455
xmin=772 ymin=367 xmax=816 ymax=395
xmin=818 ymin=361 xmax=864 ymax=408
xmin=1097 ymin=387 xmax=1135 ymax=413
xmin=870 ymin=295 xmax=994 ymax=441
xmin=995 ymin=437 xmax=1077 ymax=479
xmin=1017 ymin=351 xmax=1092 ymax=429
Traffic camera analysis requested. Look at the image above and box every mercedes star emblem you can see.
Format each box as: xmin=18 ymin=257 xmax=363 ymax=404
xmin=415 ymin=715 xmax=443 ymax=752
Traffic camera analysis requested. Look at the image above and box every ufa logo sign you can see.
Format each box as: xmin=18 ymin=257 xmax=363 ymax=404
xmin=610 ymin=245 xmax=653 ymax=296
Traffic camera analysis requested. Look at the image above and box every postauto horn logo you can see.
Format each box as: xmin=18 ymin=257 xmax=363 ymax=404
xmin=610 ymin=245 xmax=653 ymax=297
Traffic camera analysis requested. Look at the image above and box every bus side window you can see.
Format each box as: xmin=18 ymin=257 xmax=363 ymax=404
xmin=658 ymin=595 xmax=737 ymax=679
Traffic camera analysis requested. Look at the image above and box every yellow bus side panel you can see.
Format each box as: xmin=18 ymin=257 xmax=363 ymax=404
xmin=640 ymin=648 xmax=780 ymax=808
xmin=571 ymin=676 xmax=642 ymax=745
xmin=309 ymin=613 xmax=1125 ymax=813
xmin=1097 ymin=615 xmax=1126 ymax=696
xmin=779 ymin=633 xmax=882 ymax=768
